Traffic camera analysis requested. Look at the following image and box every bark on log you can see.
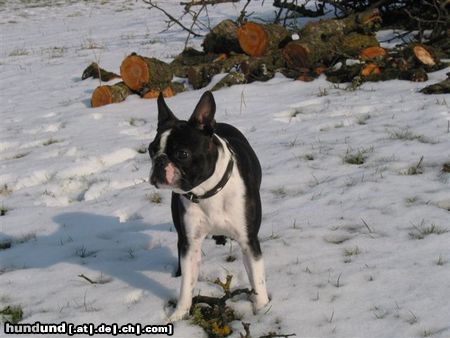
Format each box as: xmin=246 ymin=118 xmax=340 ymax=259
xmin=300 ymin=9 xmax=381 ymax=38
xmin=325 ymin=63 xmax=430 ymax=84
xmin=187 ymin=64 xmax=223 ymax=89
xmin=141 ymin=82 xmax=185 ymax=99
xmin=82 ymin=62 xmax=120 ymax=81
xmin=91 ymin=82 xmax=133 ymax=107
xmin=420 ymin=74 xmax=450 ymax=94
xmin=280 ymin=67 xmax=320 ymax=81
xmin=211 ymin=72 xmax=246 ymax=91
xmin=203 ymin=19 xmax=242 ymax=54
xmin=340 ymin=33 xmax=379 ymax=56
xmin=237 ymin=22 xmax=291 ymax=57
xmin=170 ymin=48 xmax=221 ymax=78
xmin=186 ymin=53 xmax=249 ymax=89
xmin=239 ymin=51 xmax=284 ymax=83
xmin=325 ymin=64 xmax=364 ymax=83
xmin=283 ymin=32 xmax=378 ymax=69
xmin=120 ymin=53 xmax=173 ymax=91
xmin=282 ymin=9 xmax=381 ymax=69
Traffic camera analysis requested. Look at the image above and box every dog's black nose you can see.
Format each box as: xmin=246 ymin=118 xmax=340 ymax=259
xmin=154 ymin=154 xmax=168 ymax=168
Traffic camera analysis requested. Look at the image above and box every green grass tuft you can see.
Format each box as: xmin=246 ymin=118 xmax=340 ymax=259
xmin=0 ymin=305 xmax=23 ymax=324
xmin=0 ymin=205 xmax=8 ymax=216
xmin=146 ymin=192 xmax=162 ymax=204
xmin=344 ymin=148 xmax=372 ymax=165
xmin=271 ymin=187 xmax=287 ymax=198
xmin=409 ymin=221 xmax=448 ymax=240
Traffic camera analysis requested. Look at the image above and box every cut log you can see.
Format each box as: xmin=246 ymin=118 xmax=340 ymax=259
xmin=237 ymin=22 xmax=290 ymax=57
xmin=393 ymin=44 xmax=445 ymax=72
xmin=360 ymin=46 xmax=387 ymax=60
xmin=361 ymin=63 xmax=381 ymax=77
xmin=282 ymin=9 xmax=381 ymax=69
xmin=315 ymin=66 xmax=327 ymax=75
xmin=282 ymin=42 xmax=311 ymax=69
xmin=300 ymin=9 xmax=381 ymax=38
xmin=186 ymin=54 xmax=249 ymax=89
xmin=211 ymin=72 xmax=246 ymax=91
xmin=141 ymin=82 xmax=185 ymax=99
xmin=412 ymin=45 xmax=436 ymax=66
xmin=280 ymin=67 xmax=319 ymax=81
xmin=325 ymin=64 xmax=364 ymax=83
xmin=187 ymin=64 xmax=223 ymax=89
xmin=340 ymin=33 xmax=379 ymax=56
xmin=326 ymin=63 xmax=431 ymax=84
xmin=239 ymin=51 xmax=283 ymax=83
xmin=91 ymin=82 xmax=133 ymax=108
xmin=170 ymin=48 xmax=223 ymax=78
xmin=142 ymin=86 xmax=173 ymax=99
xmin=203 ymin=19 xmax=242 ymax=54
xmin=297 ymin=72 xmax=316 ymax=82
xmin=282 ymin=32 xmax=378 ymax=69
xmin=82 ymin=62 xmax=120 ymax=81
xmin=120 ymin=53 xmax=173 ymax=91
xmin=420 ymin=74 xmax=450 ymax=94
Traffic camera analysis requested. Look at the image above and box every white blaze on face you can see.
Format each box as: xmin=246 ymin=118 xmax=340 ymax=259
xmin=165 ymin=162 xmax=175 ymax=184
xmin=149 ymin=129 xmax=172 ymax=185
xmin=157 ymin=130 xmax=171 ymax=157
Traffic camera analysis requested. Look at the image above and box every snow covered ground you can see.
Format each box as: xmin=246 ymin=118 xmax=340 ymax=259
xmin=1 ymin=1 xmax=449 ymax=337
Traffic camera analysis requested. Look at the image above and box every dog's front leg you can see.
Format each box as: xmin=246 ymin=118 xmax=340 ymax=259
xmin=168 ymin=235 xmax=205 ymax=322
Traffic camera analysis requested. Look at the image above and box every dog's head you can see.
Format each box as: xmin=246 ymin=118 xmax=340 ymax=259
xmin=149 ymin=91 xmax=220 ymax=193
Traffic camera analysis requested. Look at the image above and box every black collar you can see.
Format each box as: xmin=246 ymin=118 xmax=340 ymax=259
xmin=183 ymin=143 xmax=234 ymax=203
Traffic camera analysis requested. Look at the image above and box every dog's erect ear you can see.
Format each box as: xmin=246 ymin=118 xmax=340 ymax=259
xmin=157 ymin=92 xmax=177 ymax=128
xmin=189 ymin=91 xmax=216 ymax=131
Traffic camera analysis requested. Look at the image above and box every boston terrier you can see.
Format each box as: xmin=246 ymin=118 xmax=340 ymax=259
xmin=149 ymin=91 xmax=269 ymax=322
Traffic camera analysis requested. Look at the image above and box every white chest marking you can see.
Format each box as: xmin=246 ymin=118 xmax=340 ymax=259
xmin=182 ymin=137 xmax=248 ymax=242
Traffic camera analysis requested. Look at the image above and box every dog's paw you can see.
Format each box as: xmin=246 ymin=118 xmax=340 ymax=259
xmin=167 ymin=308 xmax=190 ymax=322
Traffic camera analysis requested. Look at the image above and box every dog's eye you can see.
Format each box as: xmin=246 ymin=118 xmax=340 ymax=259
xmin=176 ymin=150 xmax=189 ymax=160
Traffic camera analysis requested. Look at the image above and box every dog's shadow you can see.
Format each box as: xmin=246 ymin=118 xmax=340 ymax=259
xmin=0 ymin=212 xmax=177 ymax=301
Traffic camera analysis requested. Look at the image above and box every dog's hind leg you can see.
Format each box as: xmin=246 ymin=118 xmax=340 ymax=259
xmin=175 ymin=241 xmax=182 ymax=277
xmin=240 ymin=239 xmax=269 ymax=312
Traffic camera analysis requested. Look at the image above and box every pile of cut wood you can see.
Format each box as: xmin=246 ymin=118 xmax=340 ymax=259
xmin=83 ymin=10 xmax=447 ymax=108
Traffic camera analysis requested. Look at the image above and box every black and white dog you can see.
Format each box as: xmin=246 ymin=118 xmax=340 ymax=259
xmin=149 ymin=91 xmax=269 ymax=322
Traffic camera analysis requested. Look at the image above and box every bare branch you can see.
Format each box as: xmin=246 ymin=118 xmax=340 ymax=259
xmin=181 ymin=0 xmax=240 ymax=11
xmin=237 ymin=0 xmax=252 ymax=24
xmin=143 ymin=0 xmax=203 ymax=37
xmin=78 ymin=274 xmax=98 ymax=284
xmin=273 ymin=0 xmax=325 ymax=17
xmin=184 ymin=4 xmax=206 ymax=48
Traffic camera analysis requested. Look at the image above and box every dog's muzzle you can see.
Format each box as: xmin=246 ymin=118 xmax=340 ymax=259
xmin=150 ymin=154 xmax=177 ymax=187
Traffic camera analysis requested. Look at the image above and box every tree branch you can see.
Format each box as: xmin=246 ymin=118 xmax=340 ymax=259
xmin=181 ymin=0 xmax=240 ymax=11
xmin=143 ymin=0 xmax=203 ymax=37
xmin=273 ymin=0 xmax=325 ymax=17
